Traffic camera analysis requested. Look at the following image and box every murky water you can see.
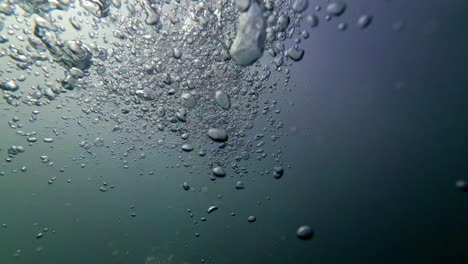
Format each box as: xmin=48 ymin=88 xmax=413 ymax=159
xmin=1 ymin=0 xmax=467 ymax=263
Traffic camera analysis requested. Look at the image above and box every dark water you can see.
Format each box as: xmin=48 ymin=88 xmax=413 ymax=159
xmin=1 ymin=1 xmax=467 ymax=263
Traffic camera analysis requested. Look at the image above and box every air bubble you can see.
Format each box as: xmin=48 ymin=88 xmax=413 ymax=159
xmin=296 ymin=225 xmax=314 ymax=240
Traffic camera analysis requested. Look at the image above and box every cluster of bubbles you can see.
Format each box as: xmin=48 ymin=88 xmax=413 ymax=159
xmin=0 ymin=0 xmax=373 ymax=150
xmin=4 ymin=1 xmax=434 ymax=261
